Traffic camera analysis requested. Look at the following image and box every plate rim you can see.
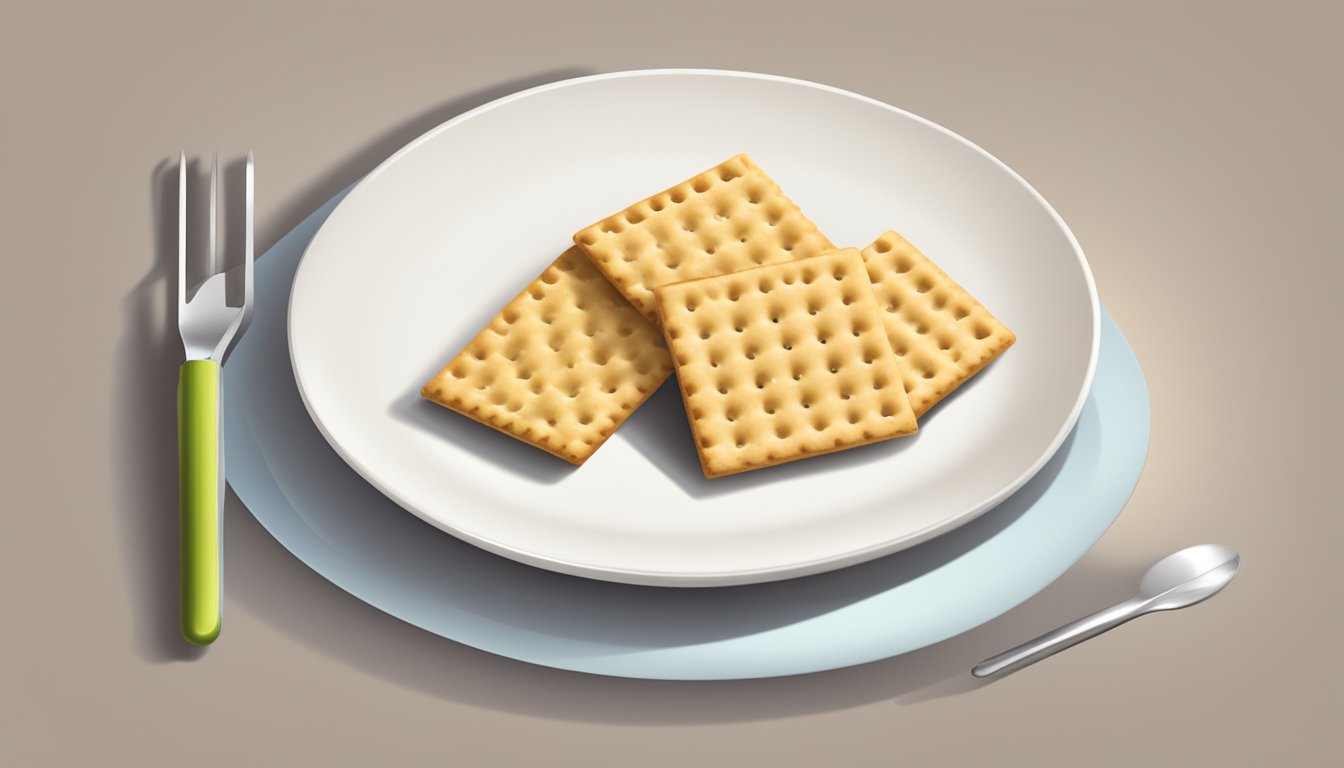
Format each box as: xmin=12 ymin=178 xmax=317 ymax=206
xmin=286 ymin=68 xmax=1101 ymax=586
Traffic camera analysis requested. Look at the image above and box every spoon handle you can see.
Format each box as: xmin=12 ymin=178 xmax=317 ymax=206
xmin=972 ymin=596 xmax=1148 ymax=678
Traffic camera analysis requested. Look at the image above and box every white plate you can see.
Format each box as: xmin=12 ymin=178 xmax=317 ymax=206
xmin=289 ymin=70 xmax=1098 ymax=586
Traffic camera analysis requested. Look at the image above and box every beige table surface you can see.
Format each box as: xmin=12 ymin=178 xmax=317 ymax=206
xmin=3 ymin=1 xmax=1341 ymax=765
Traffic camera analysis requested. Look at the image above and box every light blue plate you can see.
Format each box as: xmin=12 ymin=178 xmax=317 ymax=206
xmin=224 ymin=191 xmax=1149 ymax=680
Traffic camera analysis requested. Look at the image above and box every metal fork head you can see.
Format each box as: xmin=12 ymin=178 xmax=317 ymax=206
xmin=178 ymin=151 xmax=254 ymax=362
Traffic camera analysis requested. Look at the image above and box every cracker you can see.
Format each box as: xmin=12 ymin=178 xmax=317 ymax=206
xmin=574 ymin=154 xmax=834 ymax=327
xmin=421 ymin=246 xmax=673 ymax=465
xmin=654 ymin=248 xmax=918 ymax=478
xmin=860 ymin=231 xmax=1016 ymax=416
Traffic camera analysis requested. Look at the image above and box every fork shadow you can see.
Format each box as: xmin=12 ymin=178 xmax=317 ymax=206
xmin=111 ymin=68 xmax=595 ymax=663
xmin=109 ymin=158 xmax=207 ymax=662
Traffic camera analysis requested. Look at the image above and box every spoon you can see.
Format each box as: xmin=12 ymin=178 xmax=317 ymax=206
xmin=972 ymin=544 xmax=1240 ymax=678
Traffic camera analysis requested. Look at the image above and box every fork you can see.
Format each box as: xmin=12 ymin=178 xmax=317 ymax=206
xmin=178 ymin=152 xmax=253 ymax=645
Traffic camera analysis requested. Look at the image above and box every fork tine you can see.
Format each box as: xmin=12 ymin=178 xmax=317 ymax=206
xmin=178 ymin=151 xmax=187 ymax=309
xmin=244 ymin=151 xmax=254 ymax=303
xmin=208 ymin=152 xmax=218 ymax=275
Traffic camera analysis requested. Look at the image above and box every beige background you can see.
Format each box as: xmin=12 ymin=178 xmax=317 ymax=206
xmin=2 ymin=1 xmax=1341 ymax=765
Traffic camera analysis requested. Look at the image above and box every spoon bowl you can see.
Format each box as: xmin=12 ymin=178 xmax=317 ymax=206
xmin=1139 ymin=544 xmax=1241 ymax=611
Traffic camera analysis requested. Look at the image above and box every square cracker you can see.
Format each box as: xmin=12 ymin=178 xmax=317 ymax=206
xmin=654 ymin=248 xmax=918 ymax=478
xmin=574 ymin=154 xmax=834 ymax=327
xmin=860 ymin=231 xmax=1016 ymax=416
xmin=421 ymin=246 xmax=673 ymax=465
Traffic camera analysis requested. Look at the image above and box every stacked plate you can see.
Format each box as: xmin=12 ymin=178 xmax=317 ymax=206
xmin=226 ymin=71 xmax=1147 ymax=679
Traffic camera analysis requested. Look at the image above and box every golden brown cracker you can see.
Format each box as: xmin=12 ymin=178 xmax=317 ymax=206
xmin=860 ymin=231 xmax=1016 ymax=416
xmin=422 ymin=247 xmax=673 ymax=464
xmin=574 ymin=154 xmax=834 ymax=326
xmin=655 ymin=249 xmax=917 ymax=478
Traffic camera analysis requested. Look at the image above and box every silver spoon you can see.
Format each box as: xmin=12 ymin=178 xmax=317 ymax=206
xmin=972 ymin=544 xmax=1240 ymax=678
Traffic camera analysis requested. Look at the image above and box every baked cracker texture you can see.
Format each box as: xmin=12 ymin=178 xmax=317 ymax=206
xmin=655 ymin=248 xmax=918 ymax=478
xmin=860 ymin=231 xmax=1016 ymax=416
xmin=574 ymin=153 xmax=834 ymax=327
xmin=421 ymin=246 xmax=673 ymax=465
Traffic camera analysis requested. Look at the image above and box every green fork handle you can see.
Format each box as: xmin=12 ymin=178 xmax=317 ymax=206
xmin=179 ymin=359 xmax=222 ymax=645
